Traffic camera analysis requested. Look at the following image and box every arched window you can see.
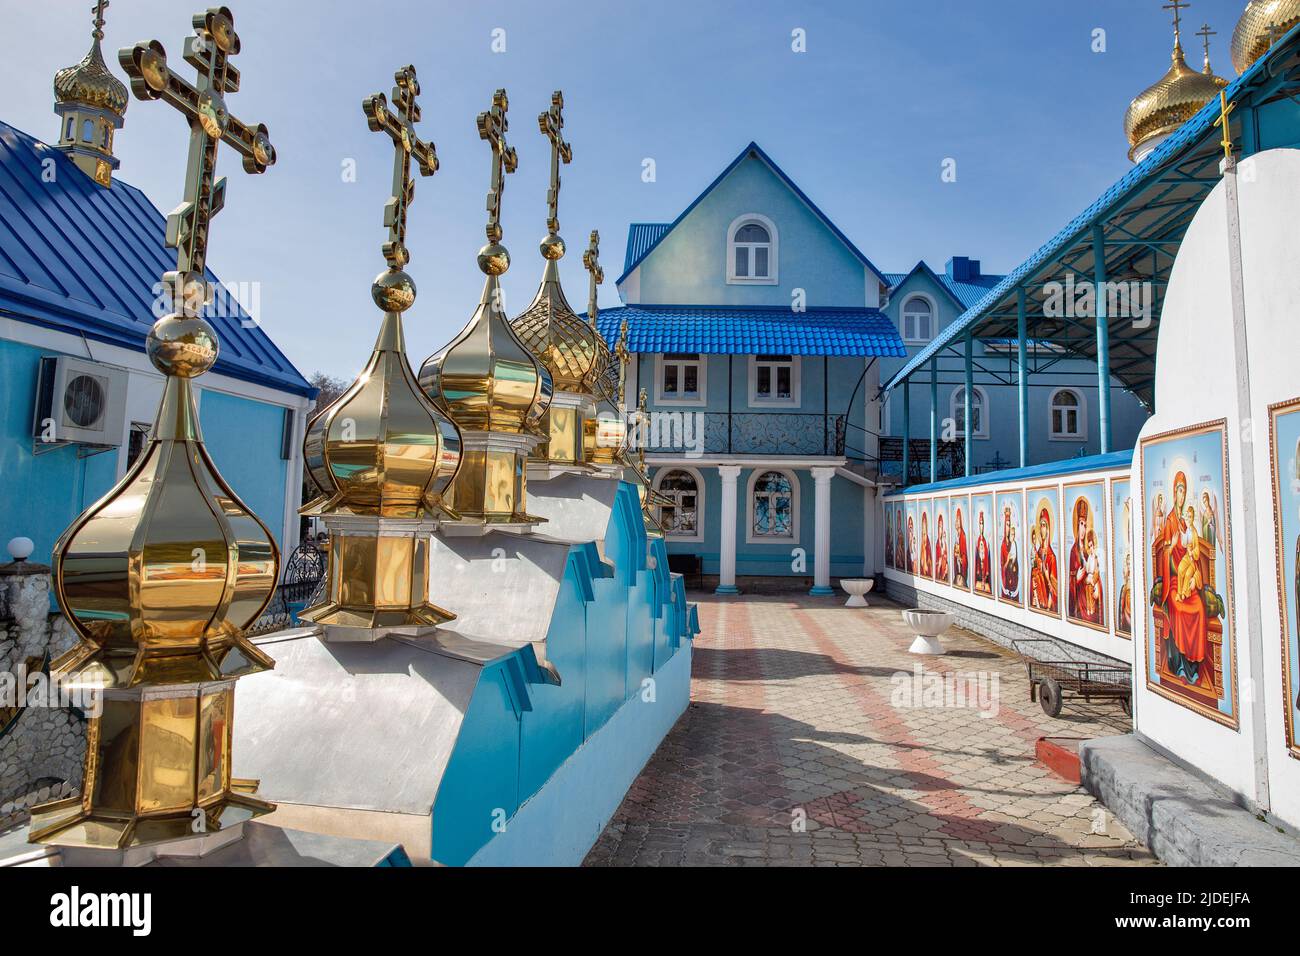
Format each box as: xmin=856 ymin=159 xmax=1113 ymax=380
xmin=950 ymin=385 xmax=989 ymax=439
xmin=654 ymin=468 xmax=703 ymax=540
xmin=749 ymin=470 xmax=797 ymax=541
xmin=901 ymin=295 xmax=934 ymax=342
xmin=727 ymin=214 xmax=778 ymax=284
xmin=1049 ymin=388 xmax=1086 ymax=440
xmin=82 ymin=119 xmax=95 ymax=143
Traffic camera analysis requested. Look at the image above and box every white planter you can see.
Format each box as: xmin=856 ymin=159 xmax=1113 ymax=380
xmin=902 ymin=608 xmax=953 ymax=655
xmin=840 ymin=578 xmax=874 ymax=607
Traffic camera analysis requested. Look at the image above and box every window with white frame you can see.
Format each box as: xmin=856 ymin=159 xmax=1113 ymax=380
xmin=1049 ymin=388 xmax=1086 ymax=440
xmin=655 ymin=468 xmax=703 ymax=540
xmin=749 ymin=354 xmax=799 ymax=406
xmin=656 ymin=352 xmax=705 ymax=404
xmin=901 ymin=295 xmax=935 ymax=343
xmin=749 ymin=470 xmax=796 ymax=541
xmin=950 ymin=385 xmax=989 ymax=438
xmin=727 ymin=215 xmax=778 ymax=284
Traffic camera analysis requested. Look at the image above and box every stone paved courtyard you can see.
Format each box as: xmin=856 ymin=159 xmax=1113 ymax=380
xmin=585 ymin=592 xmax=1157 ymax=867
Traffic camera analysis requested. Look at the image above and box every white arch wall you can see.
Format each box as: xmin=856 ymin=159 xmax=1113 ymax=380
xmin=1133 ymin=148 xmax=1300 ymax=828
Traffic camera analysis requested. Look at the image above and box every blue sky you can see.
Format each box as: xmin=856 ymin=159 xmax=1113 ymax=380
xmin=0 ymin=0 xmax=1249 ymax=380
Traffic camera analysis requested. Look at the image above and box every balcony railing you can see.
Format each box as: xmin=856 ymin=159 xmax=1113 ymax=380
xmin=642 ymin=411 xmax=845 ymax=457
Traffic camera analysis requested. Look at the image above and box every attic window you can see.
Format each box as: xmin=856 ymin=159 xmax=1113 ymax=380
xmin=727 ymin=215 xmax=778 ymax=285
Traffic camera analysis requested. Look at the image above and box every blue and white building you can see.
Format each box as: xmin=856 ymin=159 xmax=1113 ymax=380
xmin=597 ymin=142 xmax=1147 ymax=593
xmin=0 ymin=27 xmax=314 ymax=567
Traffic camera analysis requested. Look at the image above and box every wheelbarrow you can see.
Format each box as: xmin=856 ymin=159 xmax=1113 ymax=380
xmin=1011 ymin=637 xmax=1132 ymax=718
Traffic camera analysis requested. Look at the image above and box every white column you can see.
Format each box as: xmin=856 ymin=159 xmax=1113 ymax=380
xmin=716 ymin=465 xmax=741 ymax=594
xmin=810 ymin=466 xmax=835 ymax=595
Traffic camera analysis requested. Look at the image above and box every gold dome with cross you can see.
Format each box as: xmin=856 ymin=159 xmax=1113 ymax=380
xmin=1124 ymin=1 xmax=1229 ymax=162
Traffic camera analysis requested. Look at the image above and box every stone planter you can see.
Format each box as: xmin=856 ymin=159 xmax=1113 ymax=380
xmin=902 ymin=608 xmax=953 ymax=655
xmin=840 ymin=578 xmax=874 ymax=607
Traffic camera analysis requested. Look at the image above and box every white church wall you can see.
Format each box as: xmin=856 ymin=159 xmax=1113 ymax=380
xmin=1237 ymin=149 xmax=1300 ymax=828
xmin=884 ymin=458 xmax=1133 ymax=665
xmin=1131 ymin=148 xmax=1300 ymax=827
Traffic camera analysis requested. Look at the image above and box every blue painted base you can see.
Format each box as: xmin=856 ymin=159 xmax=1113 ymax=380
xmin=714 ymin=585 xmax=740 ymax=595
xmin=465 ymin=642 xmax=693 ymax=867
xmin=809 ymin=586 xmax=835 ymax=596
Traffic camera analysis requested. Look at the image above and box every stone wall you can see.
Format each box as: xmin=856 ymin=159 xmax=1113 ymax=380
xmin=0 ymin=561 xmax=85 ymax=829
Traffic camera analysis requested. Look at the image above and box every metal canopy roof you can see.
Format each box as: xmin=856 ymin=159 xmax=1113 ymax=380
xmin=883 ymin=24 xmax=1300 ymax=408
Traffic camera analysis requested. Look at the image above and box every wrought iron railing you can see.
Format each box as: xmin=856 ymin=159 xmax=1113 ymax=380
xmin=640 ymin=411 xmax=845 ymax=457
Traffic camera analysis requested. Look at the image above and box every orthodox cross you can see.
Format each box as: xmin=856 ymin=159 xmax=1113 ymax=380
xmin=615 ymin=318 xmax=629 ymax=406
xmin=582 ymin=229 xmax=603 ymax=325
xmin=92 ymin=0 xmax=108 ymax=40
xmin=1213 ymin=90 xmax=1237 ymax=162
xmin=1195 ymin=23 xmax=1216 ymax=66
xmin=362 ymin=65 xmax=438 ymax=271
xmin=477 ymin=89 xmax=518 ymax=244
xmin=537 ymin=91 xmax=571 ymax=238
xmin=1163 ymin=0 xmax=1188 ymax=43
xmin=119 ymin=7 xmax=275 ymax=313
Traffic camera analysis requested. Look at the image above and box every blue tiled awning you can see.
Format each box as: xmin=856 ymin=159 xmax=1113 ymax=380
xmin=593 ymin=304 xmax=906 ymax=357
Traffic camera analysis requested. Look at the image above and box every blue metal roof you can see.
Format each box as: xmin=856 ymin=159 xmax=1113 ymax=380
xmin=623 ymin=223 xmax=670 ymax=274
xmin=0 ymin=120 xmax=314 ymax=398
xmin=884 ymin=261 xmax=1004 ymax=312
xmin=883 ymin=449 xmax=1134 ymax=497
xmin=593 ymin=304 xmax=906 ymax=357
xmin=615 ymin=142 xmax=886 ymax=286
xmin=883 ymin=23 xmax=1300 ymax=399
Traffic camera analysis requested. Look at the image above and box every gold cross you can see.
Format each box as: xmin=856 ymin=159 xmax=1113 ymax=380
xmin=477 ymin=89 xmax=518 ymax=244
xmin=537 ymin=91 xmax=571 ymax=238
xmin=1163 ymin=0 xmax=1188 ymax=40
xmin=363 ymin=65 xmax=438 ymax=271
xmin=1195 ymin=22 xmax=1215 ymax=63
xmin=119 ymin=7 xmax=275 ymax=314
xmin=615 ymin=318 xmax=629 ymax=406
xmin=92 ymin=0 xmax=108 ymax=40
xmin=1213 ymin=90 xmax=1237 ymax=162
xmin=582 ymin=229 xmax=603 ymax=325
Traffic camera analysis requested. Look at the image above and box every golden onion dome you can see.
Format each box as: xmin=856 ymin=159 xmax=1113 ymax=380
xmin=419 ymin=245 xmax=553 ymax=435
xmin=303 ymin=284 xmax=463 ymax=519
xmin=1231 ymin=0 xmax=1300 ymax=72
xmin=511 ymin=251 xmax=605 ymax=395
xmin=52 ymin=372 xmax=277 ymax=690
xmin=53 ymin=25 xmax=128 ymax=118
xmin=1124 ymin=37 xmax=1228 ymax=161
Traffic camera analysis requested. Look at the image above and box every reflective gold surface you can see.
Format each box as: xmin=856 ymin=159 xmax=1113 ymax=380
xmin=303 ymin=65 xmax=461 ymax=522
xmin=419 ymin=89 xmax=550 ymax=438
xmin=445 ymin=444 xmax=543 ymax=523
xmin=54 ymin=1 xmax=129 ymax=117
xmin=419 ymin=89 xmax=553 ymax=523
xmin=34 ymin=5 xmax=278 ymax=851
xmin=53 ymin=1 xmax=128 ymax=185
xmin=1125 ymin=6 xmax=1228 ymax=161
xmin=28 ymin=683 xmax=274 ymax=850
xmin=1231 ymin=0 xmax=1300 ymax=72
xmin=300 ymin=525 xmax=454 ymax=628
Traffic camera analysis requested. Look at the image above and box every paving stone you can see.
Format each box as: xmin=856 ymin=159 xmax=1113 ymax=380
xmin=583 ymin=593 xmax=1157 ymax=868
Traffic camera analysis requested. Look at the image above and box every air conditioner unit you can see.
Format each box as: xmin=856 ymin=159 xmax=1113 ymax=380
xmin=32 ymin=355 xmax=128 ymax=447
